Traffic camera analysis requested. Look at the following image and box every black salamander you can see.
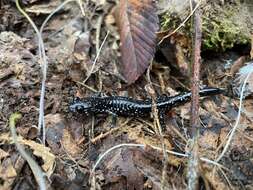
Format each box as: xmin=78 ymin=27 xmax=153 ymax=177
xmin=69 ymin=87 xmax=223 ymax=129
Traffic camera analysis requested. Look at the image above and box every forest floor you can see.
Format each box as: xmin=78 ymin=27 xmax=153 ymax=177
xmin=0 ymin=0 xmax=253 ymax=190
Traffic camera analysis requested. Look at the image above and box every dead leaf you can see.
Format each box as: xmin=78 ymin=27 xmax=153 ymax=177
xmin=251 ymin=34 xmax=253 ymax=59
xmin=104 ymin=148 xmax=144 ymax=190
xmin=130 ymin=145 xmax=187 ymax=189
xmin=0 ymin=148 xmax=9 ymax=159
xmin=116 ymin=0 xmax=159 ymax=84
xmin=230 ymin=56 xmax=245 ymax=76
xmin=0 ymin=133 xmax=55 ymax=177
xmin=25 ymin=0 xmax=65 ymax=15
xmin=45 ymin=114 xmax=83 ymax=157
xmin=45 ymin=114 xmax=65 ymax=154
xmin=0 ymin=158 xmax=17 ymax=179
xmin=21 ymin=138 xmax=55 ymax=177
xmin=61 ymin=128 xmax=83 ymax=157
xmin=127 ymin=126 xmax=173 ymax=151
xmin=0 ymin=157 xmax=17 ymax=190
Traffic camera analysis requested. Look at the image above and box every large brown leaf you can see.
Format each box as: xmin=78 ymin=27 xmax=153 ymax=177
xmin=116 ymin=0 xmax=159 ymax=84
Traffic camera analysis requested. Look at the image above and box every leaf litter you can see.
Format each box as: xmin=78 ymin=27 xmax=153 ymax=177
xmin=0 ymin=0 xmax=252 ymax=189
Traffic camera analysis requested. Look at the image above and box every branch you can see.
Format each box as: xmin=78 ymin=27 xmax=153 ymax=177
xmin=187 ymin=0 xmax=202 ymax=189
xmin=9 ymin=113 xmax=46 ymax=190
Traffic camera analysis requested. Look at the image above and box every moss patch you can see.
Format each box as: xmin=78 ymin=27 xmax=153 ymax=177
xmin=160 ymin=1 xmax=252 ymax=51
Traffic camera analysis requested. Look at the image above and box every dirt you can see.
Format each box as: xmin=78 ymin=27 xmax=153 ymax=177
xmin=0 ymin=1 xmax=253 ymax=190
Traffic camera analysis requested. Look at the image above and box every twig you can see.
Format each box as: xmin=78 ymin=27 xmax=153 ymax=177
xmin=39 ymin=0 xmax=87 ymax=143
xmin=190 ymin=0 xmax=201 ymax=137
xmin=158 ymin=0 xmax=201 ymax=45
xmin=187 ymin=1 xmax=202 ymax=189
xmin=90 ymin=116 xmax=95 ymax=139
xmin=95 ymin=15 xmax=104 ymax=54
xmin=216 ymin=65 xmax=253 ymax=162
xmin=40 ymin=0 xmax=74 ymax=34
xmin=91 ymin=143 xmax=226 ymax=174
xmin=9 ymin=113 xmax=46 ymax=190
xmin=82 ymin=31 xmax=109 ymax=84
xmin=16 ymin=0 xmax=48 ymax=144
xmin=146 ymin=64 xmax=168 ymax=190
xmin=75 ymin=81 xmax=98 ymax=92
xmin=95 ymin=15 xmax=104 ymax=91
xmin=90 ymin=119 xmax=131 ymax=143
xmin=218 ymin=167 xmax=234 ymax=190
xmin=77 ymin=0 xmax=86 ymax=17
xmin=17 ymin=0 xmax=88 ymax=144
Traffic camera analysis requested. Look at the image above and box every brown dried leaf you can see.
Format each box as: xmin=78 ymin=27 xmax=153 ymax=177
xmin=0 ymin=148 xmax=9 ymax=159
xmin=45 ymin=114 xmax=83 ymax=157
xmin=0 ymin=132 xmax=55 ymax=177
xmin=21 ymin=139 xmax=55 ymax=177
xmin=116 ymin=0 xmax=159 ymax=84
xmin=104 ymin=148 xmax=144 ymax=190
xmin=25 ymin=0 xmax=64 ymax=14
xmin=0 ymin=158 xmax=17 ymax=179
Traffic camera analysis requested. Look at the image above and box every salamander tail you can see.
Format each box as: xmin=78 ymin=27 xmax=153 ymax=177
xmin=168 ymin=87 xmax=223 ymax=108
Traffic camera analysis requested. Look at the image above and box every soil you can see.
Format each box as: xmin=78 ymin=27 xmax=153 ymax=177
xmin=0 ymin=1 xmax=253 ymax=190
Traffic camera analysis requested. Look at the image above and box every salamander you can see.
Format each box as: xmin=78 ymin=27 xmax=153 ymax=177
xmin=69 ymin=87 xmax=223 ymax=129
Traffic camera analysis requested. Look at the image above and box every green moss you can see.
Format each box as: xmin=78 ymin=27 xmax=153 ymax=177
xmin=160 ymin=3 xmax=251 ymax=51
xmin=161 ymin=12 xmax=183 ymax=32
xmin=202 ymin=10 xmax=249 ymax=51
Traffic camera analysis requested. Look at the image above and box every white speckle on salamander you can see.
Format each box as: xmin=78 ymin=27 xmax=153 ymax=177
xmin=70 ymin=88 xmax=222 ymax=118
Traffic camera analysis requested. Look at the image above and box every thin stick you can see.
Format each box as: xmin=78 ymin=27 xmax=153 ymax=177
xmin=218 ymin=167 xmax=234 ymax=189
xmin=146 ymin=63 xmax=168 ymax=190
xmin=39 ymin=0 xmax=76 ymax=144
xmin=37 ymin=0 xmax=84 ymax=144
xmin=40 ymin=0 xmax=74 ymax=34
xmin=16 ymin=0 xmax=48 ymax=144
xmin=190 ymin=0 xmax=201 ymax=137
xmin=187 ymin=1 xmax=202 ymax=189
xmin=216 ymin=66 xmax=253 ymax=162
xmin=91 ymin=143 xmax=226 ymax=174
xmin=91 ymin=143 xmax=145 ymax=174
xmin=77 ymin=0 xmax=86 ymax=17
xmin=158 ymin=0 xmax=201 ymax=45
xmin=82 ymin=31 xmax=109 ymax=84
xmin=9 ymin=113 xmax=46 ymax=190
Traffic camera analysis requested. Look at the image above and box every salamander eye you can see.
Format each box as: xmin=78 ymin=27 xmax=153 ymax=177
xmin=76 ymin=105 xmax=83 ymax=111
xmin=73 ymin=97 xmax=81 ymax=103
xmin=69 ymin=103 xmax=85 ymax=112
xmin=69 ymin=101 xmax=92 ymax=114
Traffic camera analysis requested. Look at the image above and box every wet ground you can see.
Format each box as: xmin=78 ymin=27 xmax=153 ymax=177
xmin=0 ymin=1 xmax=253 ymax=189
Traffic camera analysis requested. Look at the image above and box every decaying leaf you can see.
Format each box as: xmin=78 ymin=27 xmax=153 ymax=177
xmin=104 ymin=148 xmax=144 ymax=190
xmin=116 ymin=0 xmax=159 ymax=84
xmin=0 ymin=148 xmax=9 ymax=159
xmin=0 ymin=158 xmax=17 ymax=190
xmin=0 ymin=133 xmax=55 ymax=177
xmin=45 ymin=114 xmax=83 ymax=157
xmin=0 ymin=158 xmax=17 ymax=179
xmin=21 ymin=139 xmax=55 ymax=177
xmin=25 ymin=0 xmax=65 ymax=15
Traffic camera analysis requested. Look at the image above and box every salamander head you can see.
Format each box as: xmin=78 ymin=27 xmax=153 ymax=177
xmin=69 ymin=97 xmax=93 ymax=115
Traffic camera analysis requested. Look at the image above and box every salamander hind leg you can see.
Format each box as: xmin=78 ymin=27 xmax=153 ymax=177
xmin=106 ymin=111 xmax=118 ymax=128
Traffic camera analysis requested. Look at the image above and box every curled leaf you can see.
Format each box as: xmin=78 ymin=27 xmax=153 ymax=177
xmin=117 ymin=0 xmax=159 ymax=84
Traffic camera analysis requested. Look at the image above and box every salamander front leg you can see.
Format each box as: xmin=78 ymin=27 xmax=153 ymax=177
xmin=107 ymin=111 xmax=118 ymax=128
xmin=158 ymin=109 xmax=166 ymax=132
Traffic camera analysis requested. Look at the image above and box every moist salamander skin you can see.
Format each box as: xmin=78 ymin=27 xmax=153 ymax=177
xmin=69 ymin=87 xmax=223 ymax=119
